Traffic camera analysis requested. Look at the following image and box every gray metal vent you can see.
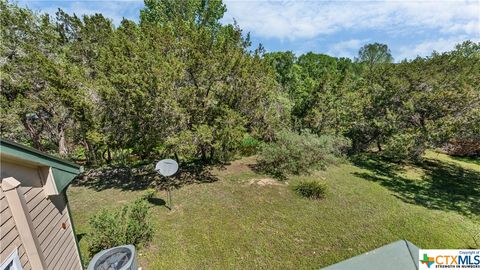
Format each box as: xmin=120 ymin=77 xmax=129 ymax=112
xmin=87 ymin=245 xmax=137 ymax=270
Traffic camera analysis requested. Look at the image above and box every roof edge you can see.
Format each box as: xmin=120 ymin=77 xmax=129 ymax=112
xmin=0 ymin=138 xmax=80 ymax=170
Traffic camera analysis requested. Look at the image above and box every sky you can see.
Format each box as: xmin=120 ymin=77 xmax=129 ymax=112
xmin=17 ymin=0 xmax=480 ymax=61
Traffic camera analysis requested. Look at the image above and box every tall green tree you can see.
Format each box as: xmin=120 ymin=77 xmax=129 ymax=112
xmin=356 ymin=43 xmax=393 ymax=70
xmin=2 ymin=0 xmax=478 ymax=166
xmin=141 ymin=0 xmax=226 ymax=29
xmin=1 ymin=2 xmax=86 ymax=155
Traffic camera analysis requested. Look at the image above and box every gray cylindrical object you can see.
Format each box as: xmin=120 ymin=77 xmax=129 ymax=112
xmin=87 ymin=245 xmax=137 ymax=270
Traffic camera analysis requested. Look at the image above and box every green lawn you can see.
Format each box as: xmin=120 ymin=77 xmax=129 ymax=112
xmin=68 ymin=152 xmax=480 ymax=269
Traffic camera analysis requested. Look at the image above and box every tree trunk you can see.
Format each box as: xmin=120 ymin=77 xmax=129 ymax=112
xmin=200 ymin=148 xmax=207 ymax=162
xmin=21 ymin=118 xmax=44 ymax=151
xmin=58 ymin=127 xmax=68 ymax=156
xmin=84 ymin=140 xmax=97 ymax=166
xmin=210 ymin=147 xmax=215 ymax=161
xmin=103 ymin=147 xmax=112 ymax=164
xmin=377 ymin=140 xmax=382 ymax=152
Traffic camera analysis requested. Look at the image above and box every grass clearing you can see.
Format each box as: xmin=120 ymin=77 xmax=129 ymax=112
xmin=68 ymin=152 xmax=480 ymax=269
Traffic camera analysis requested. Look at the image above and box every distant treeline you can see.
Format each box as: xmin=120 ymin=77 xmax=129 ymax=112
xmin=1 ymin=0 xmax=479 ymax=165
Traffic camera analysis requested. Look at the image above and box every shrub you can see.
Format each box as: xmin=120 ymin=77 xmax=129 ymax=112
xmin=257 ymin=131 xmax=350 ymax=179
xmin=239 ymin=134 xmax=261 ymax=156
xmin=292 ymin=180 xmax=327 ymax=199
xmin=87 ymin=197 xmax=153 ymax=255
xmin=142 ymin=188 xmax=157 ymax=199
xmin=444 ymin=139 xmax=480 ymax=157
xmin=382 ymin=132 xmax=425 ymax=162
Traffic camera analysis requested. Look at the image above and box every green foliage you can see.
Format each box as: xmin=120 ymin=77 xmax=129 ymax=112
xmin=239 ymin=134 xmax=261 ymax=156
xmin=356 ymin=42 xmax=393 ymax=67
xmin=1 ymin=0 xmax=285 ymax=165
xmin=257 ymin=131 xmax=350 ymax=179
xmin=265 ymin=51 xmax=362 ymax=135
xmin=141 ymin=0 xmax=226 ymax=29
xmin=142 ymin=188 xmax=157 ymax=199
xmin=2 ymin=0 xmax=479 ymax=166
xmin=87 ymin=198 xmax=152 ymax=255
xmin=292 ymin=180 xmax=327 ymax=199
xmin=381 ymin=132 xmax=425 ymax=163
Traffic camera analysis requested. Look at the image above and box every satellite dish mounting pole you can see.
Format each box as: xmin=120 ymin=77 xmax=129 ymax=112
xmin=167 ymin=182 xmax=172 ymax=210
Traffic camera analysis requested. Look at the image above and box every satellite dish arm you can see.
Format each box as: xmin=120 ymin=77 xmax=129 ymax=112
xmin=174 ymin=151 xmax=180 ymax=165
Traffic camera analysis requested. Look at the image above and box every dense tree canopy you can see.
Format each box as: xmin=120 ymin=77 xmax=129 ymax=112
xmin=1 ymin=0 xmax=479 ymax=166
xmin=266 ymin=42 xmax=480 ymax=160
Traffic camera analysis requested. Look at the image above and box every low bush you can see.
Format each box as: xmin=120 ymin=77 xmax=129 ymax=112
xmin=382 ymin=132 xmax=425 ymax=162
xmin=292 ymin=180 xmax=327 ymax=199
xmin=257 ymin=131 xmax=350 ymax=179
xmin=142 ymin=188 xmax=157 ymax=199
xmin=239 ymin=134 xmax=261 ymax=156
xmin=444 ymin=140 xmax=480 ymax=157
xmin=87 ymin=197 xmax=153 ymax=255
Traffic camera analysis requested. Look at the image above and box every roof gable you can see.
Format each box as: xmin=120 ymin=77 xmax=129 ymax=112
xmin=0 ymin=139 xmax=82 ymax=193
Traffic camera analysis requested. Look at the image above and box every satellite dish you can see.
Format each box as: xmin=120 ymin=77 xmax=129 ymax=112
xmin=155 ymin=159 xmax=179 ymax=177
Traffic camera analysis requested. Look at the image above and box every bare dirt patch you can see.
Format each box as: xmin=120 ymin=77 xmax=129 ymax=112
xmin=212 ymin=156 xmax=257 ymax=178
xmin=227 ymin=156 xmax=257 ymax=173
xmin=247 ymin=178 xmax=284 ymax=186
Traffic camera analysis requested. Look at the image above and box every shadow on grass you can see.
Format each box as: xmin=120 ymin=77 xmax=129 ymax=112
xmin=76 ymin=232 xmax=86 ymax=242
xmin=73 ymin=162 xmax=218 ymax=191
xmin=451 ymin=155 xmax=480 ymax=166
xmin=147 ymin=197 xmax=166 ymax=206
xmin=351 ymin=154 xmax=480 ymax=218
xmin=248 ymin=163 xmax=287 ymax=181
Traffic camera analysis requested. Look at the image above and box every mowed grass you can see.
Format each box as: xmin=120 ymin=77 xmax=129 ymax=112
xmin=68 ymin=152 xmax=480 ymax=269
